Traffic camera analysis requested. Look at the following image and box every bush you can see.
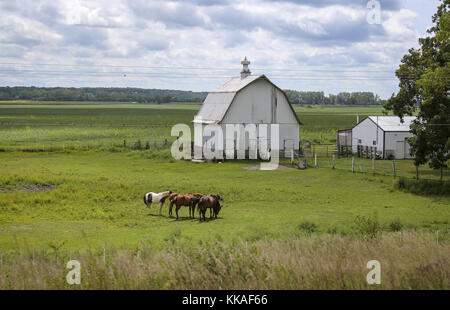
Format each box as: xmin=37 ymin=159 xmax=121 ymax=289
xmin=353 ymin=214 xmax=380 ymax=238
xmin=389 ymin=218 xmax=404 ymax=232
xmin=298 ymin=221 xmax=318 ymax=235
xmin=395 ymin=177 xmax=450 ymax=196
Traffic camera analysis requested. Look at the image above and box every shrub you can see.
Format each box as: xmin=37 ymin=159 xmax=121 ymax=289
xmin=389 ymin=218 xmax=404 ymax=232
xmin=298 ymin=221 xmax=318 ymax=235
xmin=353 ymin=214 xmax=380 ymax=238
xmin=395 ymin=177 xmax=450 ymax=196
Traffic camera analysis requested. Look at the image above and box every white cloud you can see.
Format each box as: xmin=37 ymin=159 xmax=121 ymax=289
xmin=0 ymin=0 xmax=442 ymax=98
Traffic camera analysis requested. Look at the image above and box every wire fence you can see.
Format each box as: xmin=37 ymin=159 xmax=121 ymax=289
xmin=0 ymin=138 xmax=173 ymax=153
xmin=296 ymin=152 xmax=449 ymax=181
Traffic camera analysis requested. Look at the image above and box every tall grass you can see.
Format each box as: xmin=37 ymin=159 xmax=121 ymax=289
xmin=396 ymin=177 xmax=450 ymax=196
xmin=0 ymin=232 xmax=448 ymax=289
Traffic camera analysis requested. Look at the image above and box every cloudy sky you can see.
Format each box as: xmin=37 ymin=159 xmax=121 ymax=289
xmin=0 ymin=0 xmax=442 ymax=98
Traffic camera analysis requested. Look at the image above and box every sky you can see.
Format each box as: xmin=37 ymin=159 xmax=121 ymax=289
xmin=0 ymin=0 xmax=442 ymax=99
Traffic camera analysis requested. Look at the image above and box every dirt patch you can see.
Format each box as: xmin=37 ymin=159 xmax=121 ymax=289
xmin=242 ymin=165 xmax=297 ymax=171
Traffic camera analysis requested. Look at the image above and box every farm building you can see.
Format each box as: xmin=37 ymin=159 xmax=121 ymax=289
xmin=193 ymin=57 xmax=302 ymax=158
xmin=349 ymin=116 xmax=417 ymax=159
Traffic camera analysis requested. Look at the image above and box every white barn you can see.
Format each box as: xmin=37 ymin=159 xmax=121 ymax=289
xmin=193 ymin=57 xmax=302 ymax=158
xmin=352 ymin=116 xmax=417 ymax=159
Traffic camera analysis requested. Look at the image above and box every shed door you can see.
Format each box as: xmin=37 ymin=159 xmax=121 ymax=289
xmin=395 ymin=141 xmax=404 ymax=159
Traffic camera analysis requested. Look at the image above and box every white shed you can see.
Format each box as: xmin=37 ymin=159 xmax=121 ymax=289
xmin=193 ymin=57 xmax=302 ymax=158
xmin=352 ymin=116 xmax=416 ymax=159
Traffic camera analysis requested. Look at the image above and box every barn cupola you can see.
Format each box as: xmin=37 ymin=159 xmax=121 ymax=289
xmin=240 ymin=56 xmax=251 ymax=79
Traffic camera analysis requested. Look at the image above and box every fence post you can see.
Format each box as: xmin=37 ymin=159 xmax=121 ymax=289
xmin=332 ymin=154 xmax=335 ymax=170
xmin=123 ymin=140 xmax=126 ymax=148
xmin=103 ymin=248 xmax=106 ymax=263
xmin=314 ymin=153 xmax=317 ymax=168
xmin=352 ymin=156 xmax=355 ymax=173
xmin=291 ymin=150 xmax=294 ymax=166
xmin=416 ymin=165 xmax=419 ymax=180
xmin=392 ymin=160 xmax=396 ymax=177
xmin=326 ymin=146 xmax=328 ymax=158
xmin=372 ymin=157 xmax=375 ymax=175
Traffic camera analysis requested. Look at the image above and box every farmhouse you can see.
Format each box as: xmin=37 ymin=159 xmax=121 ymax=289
xmin=349 ymin=116 xmax=417 ymax=159
xmin=193 ymin=57 xmax=302 ymax=158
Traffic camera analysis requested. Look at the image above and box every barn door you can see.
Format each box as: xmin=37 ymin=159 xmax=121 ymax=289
xmin=271 ymin=87 xmax=277 ymax=123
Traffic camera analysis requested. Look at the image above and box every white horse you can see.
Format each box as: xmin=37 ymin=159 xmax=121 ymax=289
xmin=143 ymin=190 xmax=172 ymax=215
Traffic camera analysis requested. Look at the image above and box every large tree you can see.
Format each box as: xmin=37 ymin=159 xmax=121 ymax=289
xmin=384 ymin=0 xmax=450 ymax=179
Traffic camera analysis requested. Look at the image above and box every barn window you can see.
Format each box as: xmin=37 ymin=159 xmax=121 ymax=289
xmin=358 ymin=139 xmax=362 ymax=144
xmin=373 ymin=140 xmax=376 ymax=145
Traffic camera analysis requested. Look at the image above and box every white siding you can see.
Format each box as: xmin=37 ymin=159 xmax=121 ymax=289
xmin=221 ymin=79 xmax=272 ymax=124
xmin=385 ymin=132 xmax=414 ymax=159
xmin=221 ymin=79 xmax=299 ymax=151
xmin=352 ymin=118 xmax=384 ymax=155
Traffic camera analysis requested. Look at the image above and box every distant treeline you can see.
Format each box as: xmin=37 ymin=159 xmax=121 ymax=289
xmin=0 ymin=87 xmax=385 ymax=105
xmin=0 ymin=87 xmax=208 ymax=103
xmin=284 ymin=90 xmax=386 ymax=105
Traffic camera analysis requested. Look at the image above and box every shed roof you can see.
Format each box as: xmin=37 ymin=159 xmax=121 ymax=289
xmin=367 ymin=116 xmax=417 ymax=132
xmin=194 ymin=74 xmax=301 ymax=125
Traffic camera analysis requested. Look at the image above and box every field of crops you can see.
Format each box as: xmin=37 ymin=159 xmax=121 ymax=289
xmin=0 ymin=102 xmax=448 ymax=289
xmin=0 ymin=102 xmax=385 ymax=151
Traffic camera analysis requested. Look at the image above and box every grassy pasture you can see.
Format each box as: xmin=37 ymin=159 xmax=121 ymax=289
xmin=0 ymin=102 xmax=448 ymax=289
xmin=0 ymin=150 xmax=448 ymax=252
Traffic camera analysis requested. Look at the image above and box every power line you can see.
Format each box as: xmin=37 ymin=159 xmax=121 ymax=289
xmin=0 ymin=68 xmax=436 ymax=80
xmin=1 ymin=66 xmax=446 ymax=80
xmin=0 ymin=62 xmax=399 ymax=73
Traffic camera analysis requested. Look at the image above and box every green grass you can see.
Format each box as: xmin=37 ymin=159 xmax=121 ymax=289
xmin=0 ymin=150 xmax=448 ymax=253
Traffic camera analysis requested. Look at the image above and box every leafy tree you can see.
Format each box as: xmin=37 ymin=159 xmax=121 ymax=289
xmin=384 ymin=0 xmax=450 ymax=180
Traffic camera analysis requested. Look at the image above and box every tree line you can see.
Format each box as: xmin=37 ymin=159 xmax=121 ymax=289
xmin=0 ymin=86 xmax=386 ymax=105
xmin=284 ymin=90 xmax=386 ymax=105
xmin=0 ymin=87 xmax=208 ymax=103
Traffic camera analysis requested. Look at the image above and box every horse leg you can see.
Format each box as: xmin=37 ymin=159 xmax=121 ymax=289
xmin=168 ymin=201 xmax=173 ymax=217
xmin=147 ymin=201 xmax=152 ymax=214
xmin=191 ymin=202 xmax=197 ymax=219
xmin=159 ymin=201 xmax=164 ymax=216
xmin=176 ymin=205 xmax=180 ymax=220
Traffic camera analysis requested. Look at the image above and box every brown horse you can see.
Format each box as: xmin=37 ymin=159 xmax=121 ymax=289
xmin=198 ymin=194 xmax=222 ymax=221
xmin=169 ymin=193 xmax=202 ymax=219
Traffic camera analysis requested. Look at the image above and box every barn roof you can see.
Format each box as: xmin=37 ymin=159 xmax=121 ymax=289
xmin=194 ymin=74 xmax=302 ymax=125
xmin=366 ymin=116 xmax=417 ymax=132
